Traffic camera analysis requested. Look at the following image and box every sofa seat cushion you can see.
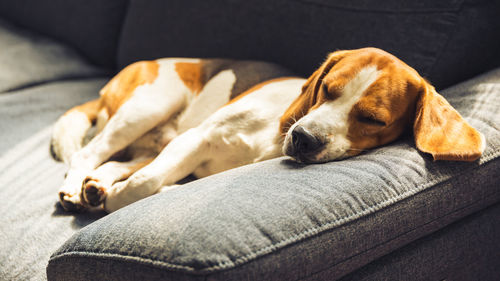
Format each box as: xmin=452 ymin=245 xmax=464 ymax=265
xmin=47 ymin=67 xmax=500 ymax=281
xmin=0 ymin=18 xmax=107 ymax=93
xmin=0 ymin=79 xmax=109 ymax=281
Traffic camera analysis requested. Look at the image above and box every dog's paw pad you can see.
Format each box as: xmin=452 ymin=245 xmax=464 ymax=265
xmin=82 ymin=180 xmax=107 ymax=207
xmin=59 ymin=191 xmax=85 ymax=212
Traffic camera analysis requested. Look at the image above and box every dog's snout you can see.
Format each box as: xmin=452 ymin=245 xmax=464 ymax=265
xmin=291 ymin=126 xmax=322 ymax=154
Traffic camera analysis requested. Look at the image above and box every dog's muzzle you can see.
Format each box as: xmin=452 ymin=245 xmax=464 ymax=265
xmin=284 ymin=125 xmax=325 ymax=162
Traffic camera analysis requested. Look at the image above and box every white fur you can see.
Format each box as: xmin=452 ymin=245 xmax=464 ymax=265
xmin=58 ymin=59 xmax=194 ymax=204
xmin=176 ymin=69 xmax=237 ymax=133
xmin=479 ymin=132 xmax=486 ymax=154
xmin=56 ymin=62 xmax=383 ymax=211
xmin=193 ymin=78 xmax=305 ymax=176
xmin=51 ymin=110 xmax=93 ymax=164
xmin=57 ymin=58 xmax=303 ymax=212
xmin=104 ymin=78 xmax=304 ymax=212
xmin=284 ymin=66 xmax=381 ymax=161
xmin=55 ymin=55 xmax=482 ymax=212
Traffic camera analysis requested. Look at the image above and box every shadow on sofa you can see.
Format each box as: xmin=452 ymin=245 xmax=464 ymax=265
xmin=51 ymin=203 xmax=107 ymax=230
xmin=0 ymin=0 xmax=499 ymax=280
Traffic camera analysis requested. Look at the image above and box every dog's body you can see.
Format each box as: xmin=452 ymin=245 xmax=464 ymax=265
xmin=52 ymin=48 xmax=485 ymax=213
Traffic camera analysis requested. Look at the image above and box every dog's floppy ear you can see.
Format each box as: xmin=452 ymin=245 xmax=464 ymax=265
xmin=279 ymin=50 xmax=352 ymax=135
xmin=303 ymin=50 xmax=353 ymax=98
xmin=413 ymin=81 xmax=485 ymax=161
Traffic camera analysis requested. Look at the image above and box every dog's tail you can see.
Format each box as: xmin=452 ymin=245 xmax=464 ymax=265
xmin=50 ymin=98 xmax=102 ymax=163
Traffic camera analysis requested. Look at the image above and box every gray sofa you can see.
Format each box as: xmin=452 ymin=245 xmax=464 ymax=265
xmin=0 ymin=1 xmax=499 ymax=280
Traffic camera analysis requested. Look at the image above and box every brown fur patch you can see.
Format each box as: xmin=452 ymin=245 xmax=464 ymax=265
xmin=175 ymin=62 xmax=205 ymax=94
xmin=413 ymin=82 xmax=483 ymax=161
xmin=344 ymin=52 xmax=422 ymax=154
xmin=279 ymin=50 xmax=353 ymax=136
xmin=279 ymin=47 xmax=483 ymax=161
xmin=100 ymin=60 xmax=160 ymax=116
xmin=65 ymin=98 xmax=101 ymax=122
xmin=176 ymin=59 xmax=295 ymax=103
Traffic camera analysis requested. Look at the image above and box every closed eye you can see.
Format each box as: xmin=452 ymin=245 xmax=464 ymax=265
xmin=322 ymin=83 xmax=328 ymax=94
xmin=357 ymin=115 xmax=386 ymax=127
xmin=322 ymin=83 xmax=340 ymax=100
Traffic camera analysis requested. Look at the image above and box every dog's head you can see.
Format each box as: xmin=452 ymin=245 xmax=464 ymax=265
xmin=280 ymin=48 xmax=485 ymax=163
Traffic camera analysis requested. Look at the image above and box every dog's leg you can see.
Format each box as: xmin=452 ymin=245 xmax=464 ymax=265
xmin=81 ymin=156 xmax=153 ymax=207
xmin=59 ymin=90 xmax=186 ymax=212
xmin=103 ymin=127 xmax=210 ymax=212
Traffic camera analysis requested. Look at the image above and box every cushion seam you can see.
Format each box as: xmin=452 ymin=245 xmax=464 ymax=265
xmin=50 ymin=160 xmax=499 ymax=274
xmin=49 ymin=190 xmax=500 ymax=276
xmin=176 ymin=151 xmax=500 ymax=271
xmin=50 ymin=150 xmax=500 ymax=273
xmin=293 ymin=0 xmax=463 ymax=14
xmin=49 ymin=252 xmax=197 ymax=273
xmin=294 ymin=190 xmax=500 ymax=281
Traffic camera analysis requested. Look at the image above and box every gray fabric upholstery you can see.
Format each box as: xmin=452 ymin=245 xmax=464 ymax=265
xmin=0 ymin=18 xmax=106 ymax=93
xmin=0 ymin=79 xmax=108 ymax=281
xmin=1 ymin=1 xmax=499 ymax=280
xmin=0 ymin=78 xmax=109 ymax=156
xmin=117 ymin=0 xmax=500 ymax=89
xmin=0 ymin=0 xmax=128 ymax=67
xmin=426 ymin=0 xmax=500 ymax=89
xmin=47 ymin=68 xmax=500 ymax=280
xmin=338 ymin=203 xmax=500 ymax=281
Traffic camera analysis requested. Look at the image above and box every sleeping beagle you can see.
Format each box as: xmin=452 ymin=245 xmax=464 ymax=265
xmin=51 ymin=47 xmax=485 ymax=212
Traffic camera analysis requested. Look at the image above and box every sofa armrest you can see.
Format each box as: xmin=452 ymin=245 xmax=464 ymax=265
xmin=47 ymin=68 xmax=500 ymax=280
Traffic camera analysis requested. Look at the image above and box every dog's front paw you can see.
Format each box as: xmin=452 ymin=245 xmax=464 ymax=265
xmin=58 ymin=168 xmax=91 ymax=212
xmin=81 ymin=177 xmax=108 ymax=207
xmin=103 ymin=175 xmax=160 ymax=213
xmin=102 ymin=180 xmax=128 ymax=213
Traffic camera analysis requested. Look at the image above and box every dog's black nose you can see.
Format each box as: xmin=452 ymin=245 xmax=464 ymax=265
xmin=291 ymin=126 xmax=322 ymax=154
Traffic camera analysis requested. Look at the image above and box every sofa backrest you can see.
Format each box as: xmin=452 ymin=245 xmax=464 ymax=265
xmin=2 ymin=0 xmax=498 ymax=88
xmin=117 ymin=0 xmax=500 ymax=90
xmin=0 ymin=0 xmax=128 ymax=68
